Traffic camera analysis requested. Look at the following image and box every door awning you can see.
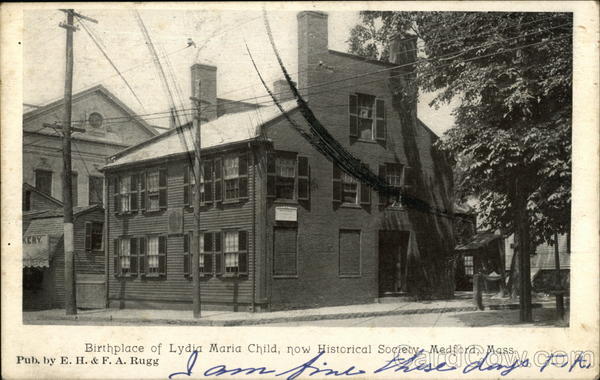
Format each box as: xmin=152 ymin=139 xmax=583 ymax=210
xmin=455 ymin=232 xmax=502 ymax=251
xmin=23 ymin=234 xmax=60 ymax=268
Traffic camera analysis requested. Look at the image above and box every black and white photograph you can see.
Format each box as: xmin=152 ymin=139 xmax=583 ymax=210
xmin=2 ymin=2 xmax=598 ymax=379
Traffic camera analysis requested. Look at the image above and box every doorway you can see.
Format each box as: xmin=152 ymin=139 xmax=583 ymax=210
xmin=378 ymin=231 xmax=410 ymax=295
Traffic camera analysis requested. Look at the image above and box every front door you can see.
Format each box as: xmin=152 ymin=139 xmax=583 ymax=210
xmin=378 ymin=231 xmax=410 ymax=295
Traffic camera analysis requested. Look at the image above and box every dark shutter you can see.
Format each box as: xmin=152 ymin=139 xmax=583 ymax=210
xmin=159 ymin=168 xmax=167 ymax=209
xmin=204 ymin=249 xmax=213 ymax=275
xmin=84 ymin=222 xmax=92 ymax=251
xmin=183 ymin=233 xmax=190 ymax=276
xmin=297 ymin=156 xmax=310 ymax=201
xmin=113 ymin=239 xmax=120 ymax=276
xmin=139 ymin=237 xmax=146 ymax=275
xmin=238 ymin=230 xmax=248 ymax=274
xmin=332 ymin=164 xmax=342 ymax=203
xmin=360 ymin=165 xmax=371 ymax=205
xmin=204 ymin=160 xmax=213 ymax=204
xmin=403 ymin=166 xmax=414 ymax=192
xmin=130 ymin=238 xmax=138 ymax=276
xmin=349 ymin=94 xmax=358 ymax=138
xmin=183 ymin=165 xmax=190 ymax=207
xmin=378 ymin=164 xmax=388 ymax=205
xmin=113 ymin=177 xmax=121 ymax=214
xmin=238 ymin=153 xmax=249 ymax=200
xmin=266 ymin=152 xmax=276 ymax=198
xmin=130 ymin=174 xmax=138 ymax=212
xmin=375 ymin=98 xmax=386 ymax=142
xmin=158 ymin=236 xmax=167 ymax=276
xmin=139 ymin=171 xmax=146 ymax=211
xmin=215 ymin=232 xmax=223 ymax=275
xmin=214 ymin=158 xmax=222 ymax=202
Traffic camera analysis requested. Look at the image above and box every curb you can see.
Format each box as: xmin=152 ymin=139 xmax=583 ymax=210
xmin=25 ymin=303 xmax=545 ymax=326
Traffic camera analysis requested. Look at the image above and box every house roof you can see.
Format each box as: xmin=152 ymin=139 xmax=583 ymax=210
xmin=456 ymin=231 xmax=502 ymax=251
xmin=23 ymin=183 xmax=63 ymax=208
xmin=24 ymin=217 xmax=65 ymax=237
xmin=23 ymin=84 xmax=158 ymax=137
xmin=103 ymin=99 xmax=299 ymax=170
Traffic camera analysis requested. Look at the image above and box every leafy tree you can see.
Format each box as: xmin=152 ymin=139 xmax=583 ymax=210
xmin=348 ymin=11 xmax=572 ymax=320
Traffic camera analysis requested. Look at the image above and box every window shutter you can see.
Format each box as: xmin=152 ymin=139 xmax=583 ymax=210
xmin=84 ymin=222 xmax=92 ymax=251
xmin=204 ymin=249 xmax=213 ymax=275
xmin=360 ymin=165 xmax=371 ymax=205
xmin=215 ymin=232 xmax=223 ymax=275
xmin=113 ymin=177 xmax=121 ymax=214
xmin=158 ymin=236 xmax=167 ymax=276
xmin=140 ymin=171 xmax=146 ymax=211
xmin=266 ymin=152 xmax=276 ymax=198
xmin=183 ymin=165 xmax=190 ymax=207
xmin=238 ymin=153 xmax=249 ymax=200
xmin=378 ymin=164 xmax=388 ymax=205
xmin=297 ymin=156 xmax=310 ymax=201
xmin=403 ymin=166 xmax=414 ymax=191
xmin=332 ymin=164 xmax=342 ymax=203
xmin=159 ymin=168 xmax=168 ymax=209
xmin=349 ymin=94 xmax=358 ymax=138
xmin=238 ymin=230 xmax=248 ymax=274
xmin=214 ymin=158 xmax=222 ymax=202
xmin=139 ymin=237 xmax=146 ymax=275
xmin=130 ymin=237 xmax=138 ymax=276
xmin=130 ymin=174 xmax=138 ymax=212
xmin=183 ymin=233 xmax=190 ymax=276
xmin=204 ymin=160 xmax=213 ymax=204
xmin=375 ymin=98 xmax=386 ymax=142
xmin=113 ymin=239 xmax=120 ymax=276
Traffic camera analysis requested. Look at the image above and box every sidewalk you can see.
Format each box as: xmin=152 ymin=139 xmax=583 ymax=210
xmin=23 ymin=292 xmax=560 ymax=326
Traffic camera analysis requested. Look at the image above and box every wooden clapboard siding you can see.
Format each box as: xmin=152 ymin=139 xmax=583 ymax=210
xmin=51 ymin=238 xmax=65 ymax=308
xmin=106 ymin=147 xmax=258 ymax=308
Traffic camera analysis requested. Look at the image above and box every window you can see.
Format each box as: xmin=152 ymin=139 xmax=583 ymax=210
xmin=35 ymin=169 xmax=52 ymax=196
xmin=274 ymin=227 xmax=297 ymax=276
xmin=71 ymin=172 xmax=78 ymax=207
xmin=217 ymin=154 xmax=248 ymax=202
xmin=23 ymin=190 xmax=31 ymax=211
xmin=147 ymin=170 xmax=160 ymax=211
xmin=147 ymin=236 xmax=160 ymax=274
xmin=88 ymin=112 xmax=104 ymax=128
xmin=183 ymin=232 xmax=215 ymax=276
xmin=378 ymin=163 xmax=412 ymax=205
xmin=332 ymin=164 xmax=370 ymax=205
xmin=464 ymin=255 xmax=474 ymax=276
xmin=339 ymin=230 xmax=361 ymax=276
xmin=183 ymin=161 xmax=213 ymax=207
xmin=85 ymin=221 xmax=103 ymax=251
xmin=142 ymin=235 xmax=166 ymax=276
xmin=267 ymin=153 xmax=310 ymax=201
xmin=118 ymin=176 xmax=131 ymax=212
xmin=89 ymin=176 xmax=103 ymax=205
xmin=217 ymin=230 xmax=247 ymax=275
xmin=349 ymin=94 xmax=386 ymax=142
xmin=113 ymin=237 xmax=142 ymax=276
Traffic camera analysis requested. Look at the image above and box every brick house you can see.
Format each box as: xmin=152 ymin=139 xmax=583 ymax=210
xmin=101 ymin=11 xmax=456 ymax=311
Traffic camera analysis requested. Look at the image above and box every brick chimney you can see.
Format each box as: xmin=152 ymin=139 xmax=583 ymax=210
xmin=297 ymin=11 xmax=328 ymax=99
xmin=190 ymin=63 xmax=217 ymax=122
xmin=388 ymin=33 xmax=418 ymax=119
xmin=273 ymin=79 xmax=296 ymax=103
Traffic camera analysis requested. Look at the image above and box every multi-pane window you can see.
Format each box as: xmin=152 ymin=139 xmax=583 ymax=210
xmin=147 ymin=236 xmax=160 ymax=274
xmin=224 ymin=157 xmax=240 ymax=200
xmin=183 ymin=232 xmax=215 ymax=276
xmin=341 ymin=172 xmax=358 ymax=204
xmin=267 ymin=153 xmax=310 ymax=201
xmin=119 ymin=176 xmax=131 ymax=212
xmin=378 ymin=163 xmax=411 ymax=205
xmin=349 ymin=93 xmax=386 ymax=142
xmin=464 ymin=255 xmax=474 ymax=276
xmin=89 ymin=176 xmax=103 ymax=205
xmin=35 ymin=169 xmax=52 ymax=196
xmin=147 ymin=170 xmax=160 ymax=211
xmin=219 ymin=230 xmax=247 ymax=275
xmin=119 ymin=238 xmax=131 ymax=274
xmin=224 ymin=231 xmax=239 ymax=273
xmin=276 ymin=157 xmax=295 ymax=199
xmin=184 ymin=162 xmax=213 ymax=207
xmin=85 ymin=221 xmax=103 ymax=251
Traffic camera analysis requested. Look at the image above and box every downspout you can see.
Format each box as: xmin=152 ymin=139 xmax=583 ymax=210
xmin=250 ymin=142 xmax=256 ymax=312
xmin=103 ymin=174 xmax=109 ymax=308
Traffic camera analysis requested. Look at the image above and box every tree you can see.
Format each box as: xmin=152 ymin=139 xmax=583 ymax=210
xmin=348 ymin=11 xmax=572 ymax=321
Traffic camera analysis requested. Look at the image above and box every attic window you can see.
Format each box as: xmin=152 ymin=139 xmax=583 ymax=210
xmin=89 ymin=112 xmax=104 ymax=128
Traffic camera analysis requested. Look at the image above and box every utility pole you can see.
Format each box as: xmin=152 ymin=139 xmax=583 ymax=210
xmin=59 ymin=9 xmax=97 ymax=315
xmin=191 ymin=80 xmax=202 ymax=318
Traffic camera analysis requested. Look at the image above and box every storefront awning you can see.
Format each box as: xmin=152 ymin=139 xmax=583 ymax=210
xmin=455 ymin=232 xmax=502 ymax=251
xmin=23 ymin=234 xmax=52 ymax=268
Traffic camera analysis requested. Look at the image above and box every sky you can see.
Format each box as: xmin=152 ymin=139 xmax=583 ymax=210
xmin=23 ymin=8 xmax=455 ymax=134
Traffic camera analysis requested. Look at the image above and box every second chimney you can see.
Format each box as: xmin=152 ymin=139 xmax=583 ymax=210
xmin=191 ymin=63 xmax=217 ymax=122
xmin=388 ymin=33 xmax=418 ymax=117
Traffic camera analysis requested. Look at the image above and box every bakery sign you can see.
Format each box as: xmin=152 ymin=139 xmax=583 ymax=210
xmin=23 ymin=234 xmax=50 ymax=268
xmin=275 ymin=206 xmax=297 ymax=222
